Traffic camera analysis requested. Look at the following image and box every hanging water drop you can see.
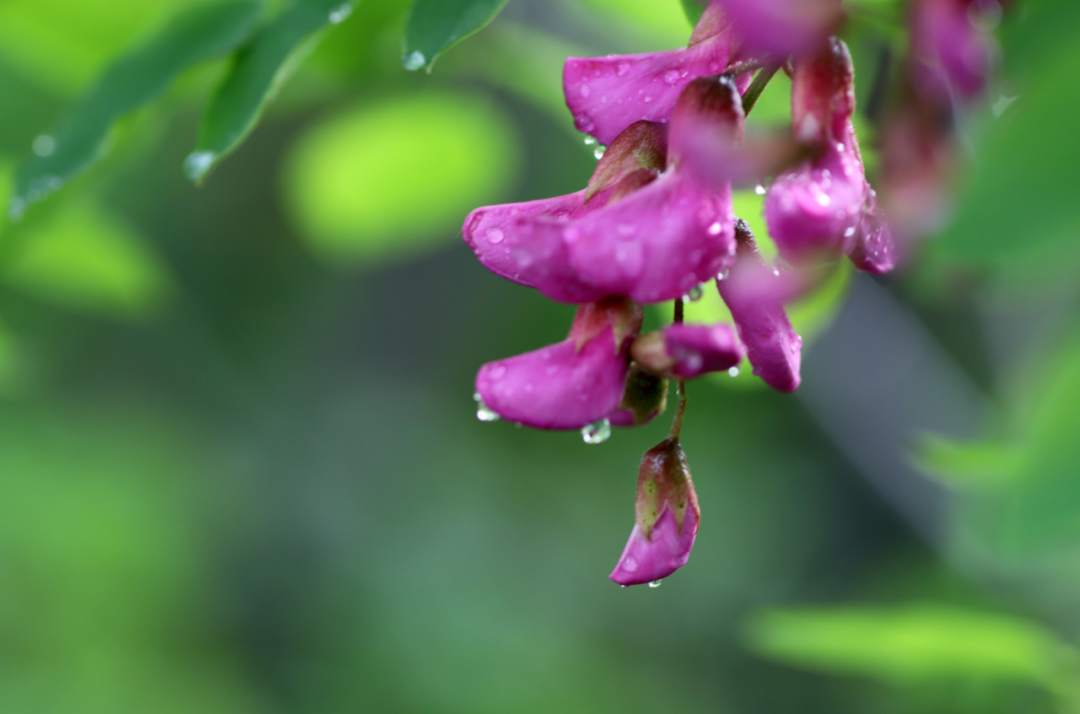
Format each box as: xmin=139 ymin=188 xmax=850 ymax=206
xmin=684 ymin=284 xmax=704 ymax=302
xmin=583 ymin=136 xmax=597 ymax=146
xmin=183 ymin=151 xmax=216 ymax=183
xmin=328 ymin=4 xmax=352 ymax=23
xmin=581 ymin=418 xmax=611 ymax=444
xmin=648 ymin=580 xmax=662 ymax=588
xmin=402 ymin=50 xmax=426 ymax=72
xmin=593 ymin=145 xmax=606 ymax=160
xmin=32 ymin=135 xmax=55 ymax=157
xmin=754 ymin=183 xmax=767 ymax=196
xmin=474 ymin=393 xmax=501 ymax=422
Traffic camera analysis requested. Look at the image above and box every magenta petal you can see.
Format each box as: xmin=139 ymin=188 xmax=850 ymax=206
xmin=713 ymin=0 xmax=841 ymax=59
xmin=567 ymin=171 xmax=736 ymax=303
xmin=912 ymin=0 xmax=994 ymax=103
xmin=475 ymin=327 xmax=628 ymax=429
xmin=718 ymin=236 xmax=802 ymax=392
xmin=463 ymin=191 xmax=609 ymax=303
xmin=848 ymin=198 xmax=898 ymax=274
xmin=563 ymin=32 xmax=732 ymax=146
xmin=662 ymin=324 xmax=744 ymax=378
xmin=610 ymin=506 xmax=698 ymax=586
xmin=765 ymin=143 xmax=866 ymax=260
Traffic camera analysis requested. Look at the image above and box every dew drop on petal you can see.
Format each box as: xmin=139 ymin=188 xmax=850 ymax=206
xmin=648 ymin=580 xmax=662 ymax=588
xmin=593 ymin=145 xmax=607 ymax=160
xmin=707 ymin=221 xmax=723 ymax=235
xmin=581 ymin=418 xmax=611 ymax=444
xmin=485 ymin=228 xmax=504 ymax=244
xmin=617 ymin=61 xmax=631 ymax=76
xmin=474 ymin=393 xmax=501 ymax=422
xmin=663 ymin=69 xmax=681 ymax=85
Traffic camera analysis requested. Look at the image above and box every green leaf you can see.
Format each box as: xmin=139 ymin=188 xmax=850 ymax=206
xmin=679 ymin=0 xmax=707 ymax=25
xmin=186 ymin=0 xmax=358 ymax=185
xmin=4 ymin=203 xmax=171 ymax=318
xmin=402 ymin=0 xmax=510 ymax=73
xmin=912 ymin=434 xmax=1023 ymax=490
xmin=10 ymin=1 xmax=262 ymax=218
xmin=931 ymin=2 xmax=1080 ymax=281
xmin=283 ymin=92 xmax=519 ymax=265
xmin=745 ymin=605 xmax=1079 ymax=691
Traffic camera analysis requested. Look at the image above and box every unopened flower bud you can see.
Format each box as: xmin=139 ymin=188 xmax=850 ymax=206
xmin=631 ymin=324 xmax=744 ymax=379
xmin=611 ymin=438 xmax=700 ymax=586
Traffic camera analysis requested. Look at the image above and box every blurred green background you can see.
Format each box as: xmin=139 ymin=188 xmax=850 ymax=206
xmin=1 ymin=0 xmax=1080 ymax=712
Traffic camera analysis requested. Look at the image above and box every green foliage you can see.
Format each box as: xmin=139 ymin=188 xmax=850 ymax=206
xmin=283 ymin=92 xmax=519 ymax=264
xmin=402 ymin=0 xmax=511 ymax=73
xmin=679 ymin=0 xmax=707 ymax=26
xmin=188 ymin=0 xmax=359 ymax=185
xmin=933 ymin=1 xmax=1080 ymax=281
xmin=913 ymin=434 xmax=1023 ymax=489
xmin=5 ymin=203 xmax=170 ymax=318
xmin=745 ymin=605 xmax=1079 ymax=691
xmin=10 ymin=1 xmax=261 ymax=218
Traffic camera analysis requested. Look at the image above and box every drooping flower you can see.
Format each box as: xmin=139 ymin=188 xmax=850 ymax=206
xmin=631 ymin=323 xmax=744 ymax=379
xmin=764 ymin=37 xmax=896 ymax=274
xmin=711 ymin=0 xmax=843 ymax=60
xmin=910 ymin=0 xmax=998 ymax=104
xmin=475 ymin=298 xmax=642 ymax=429
xmin=563 ymin=2 xmax=750 ymax=146
xmin=463 ymin=77 xmax=745 ymax=305
xmin=717 ymin=221 xmax=802 ymax=392
xmin=611 ymin=438 xmax=700 ymax=586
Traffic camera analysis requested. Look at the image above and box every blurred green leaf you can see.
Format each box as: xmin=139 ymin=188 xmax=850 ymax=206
xmin=573 ymin=0 xmax=691 ymax=44
xmin=284 ymin=92 xmax=518 ymax=265
xmin=4 ymin=203 xmax=170 ymax=318
xmin=188 ymin=0 xmax=358 ymax=185
xmin=679 ymin=0 xmax=706 ymax=25
xmin=932 ymin=4 xmax=1080 ymax=279
xmin=10 ymin=1 xmax=262 ymax=217
xmin=913 ymin=434 xmax=1023 ymax=489
xmin=402 ymin=0 xmax=510 ymax=73
xmin=745 ymin=605 xmax=1079 ymax=691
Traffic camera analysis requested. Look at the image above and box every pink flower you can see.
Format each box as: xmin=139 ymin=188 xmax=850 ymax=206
xmin=910 ymin=0 xmax=997 ymax=104
xmin=717 ymin=222 xmax=802 ymax=392
xmin=464 ymin=78 xmax=744 ymax=305
xmin=631 ymin=323 xmax=744 ymax=379
xmin=562 ymin=3 xmax=748 ymax=146
xmin=712 ymin=0 xmax=842 ymax=60
xmin=475 ymin=298 xmax=642 ymax=429
xmin=764 ymin=38 xmax=897 ymax=274
xmin=611 ymin=438 xmax=700 ymax=586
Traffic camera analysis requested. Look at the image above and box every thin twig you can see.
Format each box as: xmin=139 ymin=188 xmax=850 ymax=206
xmin=668 ymin=297 xmax=688 ymax=440
xmin=742 ymin=64 xmax=781 ymax=116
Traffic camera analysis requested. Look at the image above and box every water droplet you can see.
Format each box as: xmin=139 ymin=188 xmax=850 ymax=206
xmin=707 ymin=221 xmax=723 ymax=235
xmin=728 ymin=366 xmax=740 ymax=377
xmin=474 ymin=393 xmax=501 ymax=422
xmin=663 ymin=69 xmax=681 ymax=85
xmin=684 ymin=284 xmax=704 ymax=302
xmin=617 ymin=61 xmax=630 ymax=76
xmin=485 ymin=228 xmax=504 ymax=244
xmin=716 ymin=269 xmax=730 ymax=282
xmin=402 ymin=50 xmax=426 ymax=72
xmin=32 ymin=135 xmax=55 ymax=157
xmin=593 ymin=145 xmax=606 ymax=160
xmin=579 ymin=85 xmax=591 ymax=98
xmin=844 ymin=226 xmax=856 ymax=238
xmin=328 ymin=3 xmax=352 ymax=23
xmin=754 ymin=183 xmax=766 ymax=195
xmin=648 ymin=580 xmax=662 ymax=588
xmin=581 ymin=418 xmax=611 ymax=445
xmin=643 ymin=95 xmax=653 ymax=103
xmin=183 ymin=151 xmax=216 ymax=183
xmin=583 ymin=136 xmax=597 ymax=146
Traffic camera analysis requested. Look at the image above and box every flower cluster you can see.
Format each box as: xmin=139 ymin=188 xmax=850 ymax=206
xmin=463 ymin=0 xmax=1004 ymax=586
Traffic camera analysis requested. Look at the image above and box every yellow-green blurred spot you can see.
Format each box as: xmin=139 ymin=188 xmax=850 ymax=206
xmin=5 ymin=204 xmax=170 ymax=318
xmin=284 ymin=92 xmax=519 ymax=265
xmin=745 ymin=605 xmax=1079 ymax=690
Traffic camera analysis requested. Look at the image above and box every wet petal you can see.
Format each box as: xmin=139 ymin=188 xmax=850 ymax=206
xmin=610 ymin=507 xmax=698 ymax=586
xmin=911 ymin=0 xmax=995 ymax=103
xmin=712 ymin=0 xmax=842 ymax=60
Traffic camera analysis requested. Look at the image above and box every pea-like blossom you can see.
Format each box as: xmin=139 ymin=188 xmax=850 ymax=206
xmin=764 ymin=37 xmax=897 ymax=274
xmin=910 ymin=0 xmax=998 ymax=104
xmin=464 ymin=77 xmax=745 ymax=306
xmin=711 ymin=0 xmax=843 ymax=60
xmin=611 ymin=438 xmax=700 ymax=586
xmin=631 ymin=324 xmax=744 ymax=379
xmin=562 ymin=2 xmax=750 ymax=146
xmin=475 ymin=298 xmax=642 ymax=429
